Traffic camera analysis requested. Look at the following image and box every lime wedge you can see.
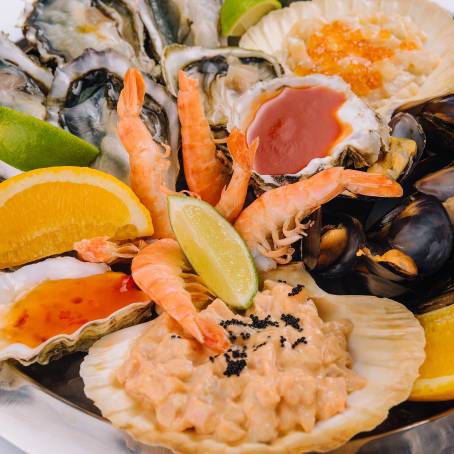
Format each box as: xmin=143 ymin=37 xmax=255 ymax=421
xmin=221 ymin=0 xmax=282 ymax=37
xmin=0 ymin=106 xmax=99 ymax=171
xmin=168 ymin=195 xmax=258 ymax=309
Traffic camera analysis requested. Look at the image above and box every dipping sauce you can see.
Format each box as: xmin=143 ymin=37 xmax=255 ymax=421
xmin=2 ymin=272 xmax=148 ymax=348
xmin=247 ymin=86 xmax=346 ymax=175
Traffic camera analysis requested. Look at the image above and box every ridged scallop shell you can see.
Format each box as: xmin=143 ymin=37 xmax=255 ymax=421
xmin=0 ymin=257 xmax=152 ymax=366
xmin=80 ymin=264 xmax=424 ymax=454
xmin=239 ymin=0 xmax=454 ymax=120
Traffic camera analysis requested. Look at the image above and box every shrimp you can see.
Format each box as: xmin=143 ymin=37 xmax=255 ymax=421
xmin=132 ymin=239 xmax=230 ymax=354
xmin=117 ymin=68 xmax=174 ymax=238
xmin=73 ymin=237 xmax=148 ymax=264
xmin=178 ymin=71 xmax=257 ymax=221
xmin=234 ymin=167 xmax=403 ymax=271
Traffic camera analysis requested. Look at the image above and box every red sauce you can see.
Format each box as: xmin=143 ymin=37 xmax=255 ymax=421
xmin=2 ymin=272 xmax=149 ymax=348
xmin=247 ymin=86 xmax=347 ymax=175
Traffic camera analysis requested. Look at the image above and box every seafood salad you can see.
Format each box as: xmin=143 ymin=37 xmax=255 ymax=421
xmin=0 ymin=0 xmax=453 ymax=453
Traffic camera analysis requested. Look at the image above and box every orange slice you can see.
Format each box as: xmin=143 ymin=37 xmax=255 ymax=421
xmin=0 ymin=167 xmax=153 ymax=269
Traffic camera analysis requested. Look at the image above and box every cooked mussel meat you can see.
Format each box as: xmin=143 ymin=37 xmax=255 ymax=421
xmin=24 ymin=0 xmax=157 ymax=74
xmin=416 ymin=165 xmax=454 ymax=225
xmin=162 ymin=45 xmax=282 ymax=128
xmin=47 ymin=50 xmax=179 ymax=185
xmin=0 ymin=33 xmax=52 ymax=119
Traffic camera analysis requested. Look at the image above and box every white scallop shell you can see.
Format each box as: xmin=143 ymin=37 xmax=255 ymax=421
xmin=239 ymin=0 xmax=454 ymax=120
xmin=80 ymin=264 xmax=425 ymax=454
xmin=0 ymin=257 xmax=152 ymax=365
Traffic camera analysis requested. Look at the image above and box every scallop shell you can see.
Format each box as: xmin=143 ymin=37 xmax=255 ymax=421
xmin=80 ymin=264 xmax=424 ymax=454
xmin=239 ymin=0 xmax=454 ymax=120
xmin=0 ymin=257 xmax=152 ymax=366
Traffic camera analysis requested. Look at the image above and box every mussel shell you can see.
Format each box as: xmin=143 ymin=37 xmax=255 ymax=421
xmin=415 ymin=165 xmax=454 ymax=202
xmin=47 ymin=50 xmax=179 ymax=185
xmin=369 ymin=193 xmax=453 ymax=276
xmin=0 ymin=33 xmax=52 ymax=119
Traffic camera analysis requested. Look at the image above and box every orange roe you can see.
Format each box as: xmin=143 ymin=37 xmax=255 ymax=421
xmin=294 ymin=21 xmax=420 ymax=96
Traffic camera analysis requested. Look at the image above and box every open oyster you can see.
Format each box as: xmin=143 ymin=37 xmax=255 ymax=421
xmin=81 ymin=264 xmax=424 ymax=454
xmin=228 ymin=75 xmax=389 ymax=190
xmin=0 ymin=257 xmax=151 ymax=365
xmin=239 ymin=0 xmax=454 ymax=121
xmin=47 ymin=49 xmax=179 ymax=185
xmin=162 ymin=44 xmax=283 ymax=128
xmin=23 ymin=0 xmax=158 ymax=75
xmin=0 ymin=33 xmax=52 ymax=120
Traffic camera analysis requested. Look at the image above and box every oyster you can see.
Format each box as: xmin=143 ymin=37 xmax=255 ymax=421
xmin=81 ymin=264 xmax=424 ymax=454
xmin=228 ymin=75 xmax=389 ymax=190
xmin=0 ymin=257 xmax=151 ymax=365
xmin=239 ymin=0 xmax=454 ymax=121
xmin=162 ymin=44 xmax=283 ymax=128
xmin=47 ymin=49 xmax=179 ymax=185
xmin=0 ymin=33 xmax=52 ymax=119
xmin=24 ymin=0 xmax=158 ymax=75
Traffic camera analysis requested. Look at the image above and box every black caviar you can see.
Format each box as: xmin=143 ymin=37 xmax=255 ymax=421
xmin=288 ymin=284 xmax=305 ymax=297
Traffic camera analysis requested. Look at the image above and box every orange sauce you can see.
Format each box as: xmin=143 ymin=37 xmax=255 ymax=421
xmin=247 ymin=86 xmax=347 ymax=175
xmin=293 ymin=21 xmax=419 ymax=96
xmin=2 ymin=272 xmax=149 ymax=348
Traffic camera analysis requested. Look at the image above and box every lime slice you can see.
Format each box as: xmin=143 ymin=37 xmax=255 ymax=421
xmin=168 ymin=195 xmax=258 ymax=309
xmin=221 ymin=0 xmax=282 ymax=37
xmin=0 ymin=106 xmax=99 ymax=171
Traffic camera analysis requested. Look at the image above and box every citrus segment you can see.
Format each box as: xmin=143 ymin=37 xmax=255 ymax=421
xmin=0 ymin=106 xmax=99 ymax=171
xmin=168 ymin=195 xmax=258 ymax=309
xmin=0 ymin=167 xmax=153 ymax=269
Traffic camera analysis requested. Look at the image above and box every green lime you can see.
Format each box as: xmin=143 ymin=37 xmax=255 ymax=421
xmin=0 ymin=106 xmax=99 ymax=171
xmin=221 ymin=0 xmax=282 ymax=37
xmin=168 ymin=195 xmax=258 ymax=310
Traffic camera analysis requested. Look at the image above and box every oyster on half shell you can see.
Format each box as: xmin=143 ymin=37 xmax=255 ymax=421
xmin=80 ymin=263 xmax=424 ymax=454
xmin=239 ymin=0 xmax=454 ymax=121
xmin=23 ymin=0 xmax=158 ymax=75
xmin=162 ymin=45 xmax=283 ymax=129
xmin=0 ymin=257 xmax=151 ymax=365
xmin=0 ymin=33 xmax=52 ymax=120
xmin=47 ymin=49 xmax=179 ymax=185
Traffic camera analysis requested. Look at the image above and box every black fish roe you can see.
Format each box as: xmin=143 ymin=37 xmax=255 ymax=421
xmin=288 ymin=284 xmax=305 ymax=297
xmin=252 ymin=342 xmax=267 ymax=352
xmin=209 ymin=356 xmax=215 ymax=363
xmin=240 ymin=332 xmax=251 ymax=340
xmin=277 ymin=279 xmax=287 ymax=283
xmin=220 ymin=319 xmax=249 ymax=329
xmin=170 ymin=334 xmax=181 ymax=339
xmin=227 ymin=330 xmax=238 ymax=342
xmin=281 ymin=313 xmax=303 ymax=332
xmin=249 ymin=314 xmax=279 ymax=329
xmin=280 ymin=336 xmax=287 ymax=348
xmin=224 ymin=359 xmax=247 ymax=377
xmin=231 ymin=348 xmax=248 ymax=359
xmin=292 ymin=337 xmax=308 ymax=349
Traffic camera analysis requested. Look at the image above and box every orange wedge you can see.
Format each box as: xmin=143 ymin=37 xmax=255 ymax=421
xmin=0 ymin=167 xmax=153 ymax=269
xmin=410 ymin=302 xmax=454 ymax=401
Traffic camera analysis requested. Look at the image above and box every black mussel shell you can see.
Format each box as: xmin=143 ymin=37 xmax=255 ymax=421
xmin=314 ymin=213 xmax=366 ymax=278
xmin=415 ymin=164 xmax=454 ymax=202
xmin=368 ymin=194 xmax=453 ymax=276
xmin=416 ymin=290 xmax=454 ymax=315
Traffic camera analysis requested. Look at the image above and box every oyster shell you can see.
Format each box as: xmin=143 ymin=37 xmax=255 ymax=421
xmin=0 ymin=257 xmax=151 ymax=365
xmin=162 ymin=44 xmax=283 ymax=128
xmin=0 ymin=33 xmax=52 ymax=120
xmin=47 ymin=49 xmax=179 ymax=185
xmin=239 ymin=0 xmax=454 ymax=121
xmin=80 ymin=263 xmax=424 ymax=454
xmin=23 ymin=0 xmax=158 ymax=75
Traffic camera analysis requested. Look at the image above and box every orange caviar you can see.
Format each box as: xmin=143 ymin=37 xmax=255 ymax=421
xmin=293 ymin=20 xmax=420 ymax=96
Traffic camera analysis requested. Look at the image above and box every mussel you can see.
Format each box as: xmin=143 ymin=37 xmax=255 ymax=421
xmin=0 ymin=33 xmax=52 ymax=119
xmin=47 ymin=50 xmax=179 ymax=185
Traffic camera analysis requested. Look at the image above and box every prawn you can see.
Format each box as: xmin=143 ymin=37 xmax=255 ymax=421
xmin=132 ymin=239 xmax=230 ymax=354
xmin=234 ymin=167 xmax=403 ymax=271
xmin=117 ymin=68 xmax=174 ymax=238
xmin=178 ymin=71 xmax=257 ymax=221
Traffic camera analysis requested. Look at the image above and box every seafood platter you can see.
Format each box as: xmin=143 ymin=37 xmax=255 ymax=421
xmin=0 ymin=0 xmax=454 ymax=452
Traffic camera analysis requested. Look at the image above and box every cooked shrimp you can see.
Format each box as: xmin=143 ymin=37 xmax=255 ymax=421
xmin=73 ymin=237 xmax=148 ymax=264
xmin=117 ymin=68 xmax=174 ymax=238
xmin=178 ymin=70 xmax=229 ymax=205
xmin=234 ymin=167 xmax=403 ymax=271
xmin=132 ymin=239 xmax=230 ymax=354
xmin=215 ymin=129 xmax=258 ymax=222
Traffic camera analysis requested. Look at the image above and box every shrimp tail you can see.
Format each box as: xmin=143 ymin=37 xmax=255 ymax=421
xmin=227 ymin=128 xmax=258 ymax=172
xmin=342 ymin=169 xmax=403 ymax=198
xmin=195 ymin=315 xmax=231 ymax=354
xmin=117 ymin=68 xmax=145 ymax=118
